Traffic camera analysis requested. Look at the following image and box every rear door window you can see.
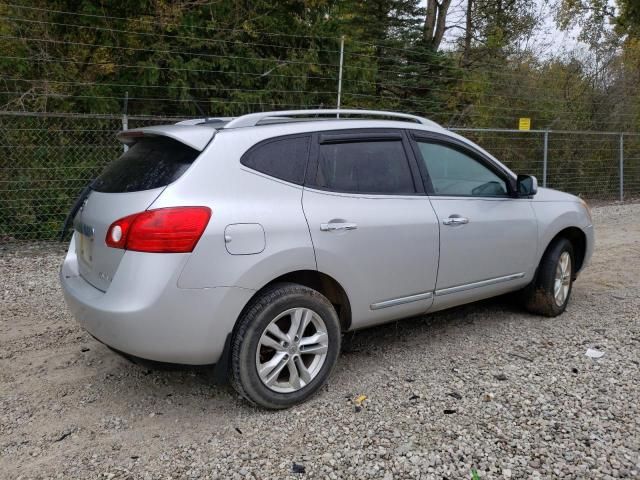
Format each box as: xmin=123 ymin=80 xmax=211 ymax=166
xmin=240 ymin=135 xmax=310 ymax=185
xmin=313 ymin=139 xmax=416 ymax=194
xmin=92 ymin=137 xmax=199 ymax=193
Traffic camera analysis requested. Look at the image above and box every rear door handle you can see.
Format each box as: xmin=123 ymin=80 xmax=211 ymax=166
xmin=442 ymin=216 xmax=469 ymax=226
xmin=320 ymin=222 xmax=358 ymax=232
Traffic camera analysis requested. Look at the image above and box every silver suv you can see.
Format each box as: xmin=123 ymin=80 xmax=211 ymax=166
xmin=60 ymin=109 xmax=594 ymax=408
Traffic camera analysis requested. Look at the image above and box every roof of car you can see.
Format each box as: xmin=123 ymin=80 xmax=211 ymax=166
xmin=115 ymin=109 xmax=516 ymax=178
xmin=173 ymin=109 xmax=446 ymax=129
xmin=117 ymin=109 xmax=447 ymax=151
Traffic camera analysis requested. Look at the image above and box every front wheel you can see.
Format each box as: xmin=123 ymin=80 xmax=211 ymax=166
xmin=230 ymin=283 xmax=341 ymax=409
xmin=522 ymin=237 xmax=575 ymax=317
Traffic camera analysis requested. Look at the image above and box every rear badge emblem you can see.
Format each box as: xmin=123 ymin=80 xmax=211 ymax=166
xmin=98 ymin=271 xmax=112 ymax=282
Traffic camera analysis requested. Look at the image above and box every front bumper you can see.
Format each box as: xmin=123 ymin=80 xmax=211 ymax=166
xmin=60 ymin=235 xmax=254 ymax=365
xmin=579 ymin=224 xmax=595 ymax=274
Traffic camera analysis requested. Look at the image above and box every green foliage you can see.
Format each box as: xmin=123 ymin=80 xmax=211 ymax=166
xmin=617 ymin=0 xmax=640 ymax=36
xmin=473 ymin=0 xmax=539 ymax=55
xmin=0 ymin=0 xmax=637 ymax=128
xmin=0 ymin=0 xmax=639 ymax=240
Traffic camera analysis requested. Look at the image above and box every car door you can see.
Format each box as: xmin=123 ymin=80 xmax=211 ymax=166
xmin=410 ymin=132 xmax=538 ymax=311
xmin=302 ymin=129 xmax=440 ymax=329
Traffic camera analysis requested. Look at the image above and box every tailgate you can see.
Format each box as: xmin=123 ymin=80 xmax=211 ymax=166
xmin=74 ymin=189 xmax=164 ymax=291
xmin=71 ymin=132 xmax=208 ymax=292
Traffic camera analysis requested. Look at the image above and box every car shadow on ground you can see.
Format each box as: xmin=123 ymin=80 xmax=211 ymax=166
xmin=341 ymin=293 xmax=524 ymax=353
xmin=83 ymin=292 xmax=528 ymax=414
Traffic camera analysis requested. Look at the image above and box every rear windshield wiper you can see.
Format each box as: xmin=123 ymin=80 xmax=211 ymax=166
xmin=59 ymin=180 xmax=95 ymax=242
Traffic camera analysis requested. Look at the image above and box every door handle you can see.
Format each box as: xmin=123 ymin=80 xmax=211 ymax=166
xmin=320 ymin=222 xmax=358 ymax=232
xmin=442 ymin=216 xmax=469 ymax=226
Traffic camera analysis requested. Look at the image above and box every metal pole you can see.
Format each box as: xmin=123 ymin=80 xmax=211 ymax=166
xmin=122 ymin=91 xmax=129 ymax=152
xmin=620 ymin=133 xmax=624 ymax=202
xmin=336 ymin=36 xmax=344 ymax=117
xmin=543 ymin=131 xmax=548 ymax=188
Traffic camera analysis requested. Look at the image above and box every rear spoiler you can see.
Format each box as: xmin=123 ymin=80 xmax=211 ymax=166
xmin=117 ymin=124 xmax=217 ymax=151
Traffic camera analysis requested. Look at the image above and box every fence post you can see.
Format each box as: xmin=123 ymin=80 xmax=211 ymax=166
xmin=122 ymin=91 xmax=129 ymax=152
xmin=542 ymin=130 xmax=548 ymax=188
xmin=619 ymin=133 xmax=624 ymax=202
xmin=336 ymin=36 xmax=344 ymax=117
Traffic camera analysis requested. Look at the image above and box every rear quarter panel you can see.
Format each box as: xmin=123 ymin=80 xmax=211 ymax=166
xmin=149 ymin=129 xmax=317 ymax=291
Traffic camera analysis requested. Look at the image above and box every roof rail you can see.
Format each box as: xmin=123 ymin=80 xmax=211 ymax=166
xmin=223 ymin=109 xmax=439 ymax=129
xmin=175 ymin=117 xmax=233 ymax=126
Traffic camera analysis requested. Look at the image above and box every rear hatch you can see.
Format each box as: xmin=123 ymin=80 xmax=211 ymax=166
xmin=73 ymin=130 xmax=212 ymax=291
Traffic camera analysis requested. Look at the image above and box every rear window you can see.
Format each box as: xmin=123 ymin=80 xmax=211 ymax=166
xmin=92 ymin=137 xmax=200 ymax=193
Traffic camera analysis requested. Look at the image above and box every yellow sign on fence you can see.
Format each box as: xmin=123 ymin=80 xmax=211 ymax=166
xmin=519 ymin=118 xmax=531 ymax=131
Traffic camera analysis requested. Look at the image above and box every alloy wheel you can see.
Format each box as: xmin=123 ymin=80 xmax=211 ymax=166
xmin=255 ymin=307 xmax=329 ymax=393
xmin=554 ymin=251 xmax=572 ymax=307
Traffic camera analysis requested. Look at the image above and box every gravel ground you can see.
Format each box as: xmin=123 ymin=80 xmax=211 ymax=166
xmin=1 ymin=203 xmax=639 ymax=480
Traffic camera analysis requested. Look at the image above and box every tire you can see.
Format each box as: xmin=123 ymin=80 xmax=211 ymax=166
xmin=230 ymin=282 xmax=341 ymax=409
xmin=522 ymin=237 xmax=575 ymax=317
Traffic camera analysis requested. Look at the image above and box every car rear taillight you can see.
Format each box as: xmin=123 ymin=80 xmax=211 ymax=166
xmin=105 ymin=207 xmax=211 ymax=253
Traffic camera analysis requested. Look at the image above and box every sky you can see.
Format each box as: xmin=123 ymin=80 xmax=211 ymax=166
xmin=438 ymin=0 xmax=608 ymax=59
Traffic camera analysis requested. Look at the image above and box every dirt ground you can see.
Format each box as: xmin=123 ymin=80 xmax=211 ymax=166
xmin=1 ymin=203 xmax=639 ymax=479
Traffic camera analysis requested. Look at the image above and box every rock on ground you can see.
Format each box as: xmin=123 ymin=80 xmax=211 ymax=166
xmin=1 ymin=203 xmax=639 ymax=479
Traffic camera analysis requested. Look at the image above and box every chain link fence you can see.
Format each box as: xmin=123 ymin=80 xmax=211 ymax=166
xmin=0 ymin=112 xmax=173 ymax=241
xmin=1 ymin=112 xmax=638 ymax=242
xmin=449 ymin=129 xmax=640 ymax=201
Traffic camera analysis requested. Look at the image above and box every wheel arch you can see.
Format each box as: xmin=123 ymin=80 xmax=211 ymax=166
xmin=543 ymin=226 xmax=587 ymax=275
xmin=261 ymin=270 xmax=352 ymax=332
xmin=215 ymin=270 xmax=351 ymax=383
xmin=234 ymin=270 xmax=352 ymax=334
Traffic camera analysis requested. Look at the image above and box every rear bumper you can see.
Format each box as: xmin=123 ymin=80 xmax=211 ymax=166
xmin=60 ymin=235 xmax=254 ymax=365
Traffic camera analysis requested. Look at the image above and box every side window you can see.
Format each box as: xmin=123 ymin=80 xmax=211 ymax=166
xmin=416 ymin=141 xmax=508 ymax=197
xmin=241 ymin=135 xmax=310 ymax=185
xmin=314 ymin=140 xmax=416 ymax=194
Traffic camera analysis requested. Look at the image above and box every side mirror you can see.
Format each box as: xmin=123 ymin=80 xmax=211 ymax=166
xmin=517 ymin=174 xmax=538 ymax=197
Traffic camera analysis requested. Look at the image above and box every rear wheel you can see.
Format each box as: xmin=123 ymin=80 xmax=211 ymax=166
xmin=522 ymin=237 xmax=574 ymax=317
xmin=230 ymin=283 xmax=341 ymax=409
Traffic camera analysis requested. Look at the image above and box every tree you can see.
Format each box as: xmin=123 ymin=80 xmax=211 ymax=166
xmin=463 ymin=0 xmax=475 ymax=65
xmin=472 ymin=0 xmax=539 ymax=57
xmin=423 ymin=0 xmax=453 ymax=50
xmin=616 ymin=0 xmax=640 ymax=37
